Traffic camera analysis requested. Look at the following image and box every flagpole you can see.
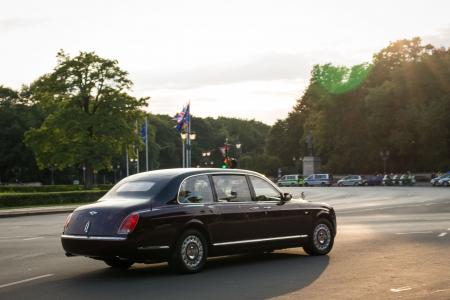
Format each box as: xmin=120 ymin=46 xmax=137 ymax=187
xmin=187 ymin=102 xmax=191 ymax=168
xmin=125 ymin=146 xmax=129 ymax=176
xmin=135 ymin=120 xmax=140 ymax=173
xmin=145 ymin=117 xmax=149 ymax=171
xmin=182 ymin=138 xmax=185 ymax=168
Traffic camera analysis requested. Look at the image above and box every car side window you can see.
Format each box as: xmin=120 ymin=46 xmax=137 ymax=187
xmin=250 ymin=176 xmax=282 ymax=201
xmin=178 ymin=175 xmax=214 ymax=204
xmin=212 ymin=175 xmax=252 ymax=202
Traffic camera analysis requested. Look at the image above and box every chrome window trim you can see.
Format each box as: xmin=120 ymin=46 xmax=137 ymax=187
xmin=137 ymin=245 xmax=170 ymax=250
xmin=213 ymin=234 xmax=308 ymax=246
xmin=177 ymin=174 xmax=215 ymax=205
xmin=176 ymin=171 xmax=285 ymax=205
xmin=61 ymin=234 xmax=126 ymax=241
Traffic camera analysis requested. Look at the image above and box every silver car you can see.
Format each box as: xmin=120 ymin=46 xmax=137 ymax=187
xmin=337 ymin=175 xmax=365 ymax=186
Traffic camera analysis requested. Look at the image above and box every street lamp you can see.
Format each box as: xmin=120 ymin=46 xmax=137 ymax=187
xmin=82 ymin=165 xmax=86 ymax=185
xmin=202 ymin=151 xmax=211 ymax=167
xmin=380 ymin=150 xmax=390 ymax=174
xmin=49 ymin=164 xmax=55 ymax=185
xmin=235 ymin=143 xmax=242 ymax=168
xmin=292 ymin=157 xmax=302 ymax=174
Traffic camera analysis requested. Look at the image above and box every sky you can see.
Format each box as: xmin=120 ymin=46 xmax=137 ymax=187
xmin=1 ymin=0 xmax=449 ymax=124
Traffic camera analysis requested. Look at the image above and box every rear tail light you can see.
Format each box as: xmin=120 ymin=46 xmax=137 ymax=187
xmin=63 ymin=213 xmax=73 ymax=232
xmin=117 ymin=213 xmax=139 ymax=235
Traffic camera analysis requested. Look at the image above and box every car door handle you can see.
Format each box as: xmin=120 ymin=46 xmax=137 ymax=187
xmin=249 ymin=207 xmax=260 ymax=210
xmin=263 ymin=206 xmax=272 ymax=209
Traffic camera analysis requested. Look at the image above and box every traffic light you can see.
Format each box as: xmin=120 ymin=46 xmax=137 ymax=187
xmin=222 ymin=158 xmax=229 ymax=169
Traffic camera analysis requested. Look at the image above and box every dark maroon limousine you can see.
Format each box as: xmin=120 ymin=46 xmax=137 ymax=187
xmin=61 ymin=168 xmax=336 ymax=273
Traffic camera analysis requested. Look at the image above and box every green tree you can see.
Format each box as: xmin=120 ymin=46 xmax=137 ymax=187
xmin=24 ymin=51 xmax=148 ymax=185
xmin=0 ymin=86 xmax=45 ymax=183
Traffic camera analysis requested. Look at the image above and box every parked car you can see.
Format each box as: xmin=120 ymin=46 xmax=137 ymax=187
xmin=303 ymin=174 xmax=333 ymax=186
xmin=431 ymin=174 xmax=450 ymax=186
xmin=436 ymin=174 xmax=450 ymax=187
xmin=337 ymin=175 xmax=366 ymax=186
xmin=366 ymin=175 xmax=383 ymax=186
xmin=61 ymin=168 xmax=336 ymax=273
xmin=277 ymin=174 xmax=303 ymax=187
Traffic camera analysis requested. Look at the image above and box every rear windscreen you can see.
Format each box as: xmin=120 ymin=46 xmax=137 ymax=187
xmin=101 ymin=177 xmax=170 ymax=200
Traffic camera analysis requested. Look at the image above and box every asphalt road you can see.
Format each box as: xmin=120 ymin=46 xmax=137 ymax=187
xmin=0 ymin=186 xmax=449 ymax=300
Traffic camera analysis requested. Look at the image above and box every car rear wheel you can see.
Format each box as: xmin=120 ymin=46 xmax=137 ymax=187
xmin=103 ymin=257 xmax=134 ymax=269
xmin=169 ymin=229 xmax=208 ymax=274
xmin=303 ymin=219 xmax=334 ymax=256
xmin=444 ymin=181 xmax=449 ymax=187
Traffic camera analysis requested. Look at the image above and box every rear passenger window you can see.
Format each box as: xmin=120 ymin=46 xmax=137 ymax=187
xmin=178 ymin=175 xmax=214 ymax=204
xmin=212 ymin=175 xmax=252 ymax=202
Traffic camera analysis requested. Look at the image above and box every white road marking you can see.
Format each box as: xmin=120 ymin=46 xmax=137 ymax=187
xmin=0 ymin=274 xmax=54 ymax=289
xmin=448 ymin=228 xmax=450 ymax=231
xmin=395 ymin=231 xmax=433 ymax=235
xmin=438 ymin=232 xmax=447 ymax=237
xmin=390 ymin=286 xmax=412 ymax=293
xmin=431 ymin=288 xmax=450 ymax=294
xmin=22 ymin=237 xmax=44 ymax=241
xmin=0 ymin=236 xmax=27 ymax=239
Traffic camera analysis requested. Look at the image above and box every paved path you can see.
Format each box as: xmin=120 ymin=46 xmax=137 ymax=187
xmin=0 ymin=186 xmax=449 ymax=299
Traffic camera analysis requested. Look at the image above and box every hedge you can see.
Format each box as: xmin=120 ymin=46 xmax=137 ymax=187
xmin=0 ymin=184 xmax=113 ymax=193
xmin=0 ymin=190 xmax=108 ymax=207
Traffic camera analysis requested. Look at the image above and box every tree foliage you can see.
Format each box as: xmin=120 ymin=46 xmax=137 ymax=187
xmin=266 ymin=38 xmax=450 ymax=173
xmin=24 ymin=51 xmax=148 ymax=184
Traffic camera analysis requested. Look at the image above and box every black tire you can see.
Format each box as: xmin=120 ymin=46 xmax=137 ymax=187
xmin=444 ymin=182 xmax=449 ymax=187
xmin=303 ymin=218 xmax=334 ymax=256
xmin=304 ymin=182 xmax=309 ymax=187
xmin=338 ymin=183 xmax=343 ymax=187
xmin=169 ymin=229 xmax=208 ymax=274
xmin=103 ymin=258 xmax=134 ymax=269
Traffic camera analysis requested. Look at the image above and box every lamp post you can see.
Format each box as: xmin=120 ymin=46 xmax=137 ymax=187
xmin=202 ymin=151 xmax=211 ymax=167
xmin=236 ymin=143 xmax=242 ymax=168
xmin=82 ymin=165 xmax=86 ymax=186
xmin=292 ymin=156 xmax=302 ymax=174
xmin=380 ymin=150 xmax=390 ymax=174
xmin=188 ymin=132 xmax=196 ymax=168
xmin=49 ymin=165 xmax=55 ymax=185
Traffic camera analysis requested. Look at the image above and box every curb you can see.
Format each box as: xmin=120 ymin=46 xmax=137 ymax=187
xmin=0 ymin=206 xmax=77 ymax=218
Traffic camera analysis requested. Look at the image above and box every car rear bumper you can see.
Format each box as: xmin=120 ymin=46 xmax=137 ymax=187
xmin=61 ymin=235 xmax=170 ymax=261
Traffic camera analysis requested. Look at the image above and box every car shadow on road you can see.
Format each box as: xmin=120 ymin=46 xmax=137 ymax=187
xmin=20 ymin=250 xmax=330 ymax=299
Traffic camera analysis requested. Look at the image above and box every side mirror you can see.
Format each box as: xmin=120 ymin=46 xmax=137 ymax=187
xmin=282 ymin=193 xmax=292 ymax=202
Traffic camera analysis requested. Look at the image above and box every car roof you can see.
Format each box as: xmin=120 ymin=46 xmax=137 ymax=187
xmin=123 ymin=168 xmax=264 ymax=181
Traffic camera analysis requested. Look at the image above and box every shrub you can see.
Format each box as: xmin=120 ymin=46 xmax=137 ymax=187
xmin=0 ymin=190 xmax=107 ymax=207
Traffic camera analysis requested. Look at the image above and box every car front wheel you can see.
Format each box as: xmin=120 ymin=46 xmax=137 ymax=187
xmin=169 ymin=229 xmax=208 ymax=274
xmin=303 ymin=219 xmax=334 ymax=256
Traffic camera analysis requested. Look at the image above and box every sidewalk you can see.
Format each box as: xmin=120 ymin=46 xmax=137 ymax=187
xmin=0 ymin=204 xmax=78 ymax=218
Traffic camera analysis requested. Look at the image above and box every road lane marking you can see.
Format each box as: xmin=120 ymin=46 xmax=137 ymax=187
xmin=431 ymin=288 xmax=450 ymax=294
xmin=0 ymin=274 xmax=54 ymax=289
xmin=395 ymin=231 xmax=433 ymax=235
xmin=390 ymin=286 xmax=412 ymax=293
xmin=438 ymin=232 xmax=447 ymax=237
xmin=0 ymin=236 xmax=27 ymax=239
xmin=22 ymin=237 xmax=44 ymax=241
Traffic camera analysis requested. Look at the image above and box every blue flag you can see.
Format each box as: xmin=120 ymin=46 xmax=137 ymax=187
xmin=140 ymin=119 xmax=147 ymax=143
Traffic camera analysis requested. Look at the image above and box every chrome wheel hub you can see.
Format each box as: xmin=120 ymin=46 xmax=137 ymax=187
xmin=313 ymin=224 xmax=331 ymax=251
xmin=181 ymin=235 xmax=204 ymax=269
